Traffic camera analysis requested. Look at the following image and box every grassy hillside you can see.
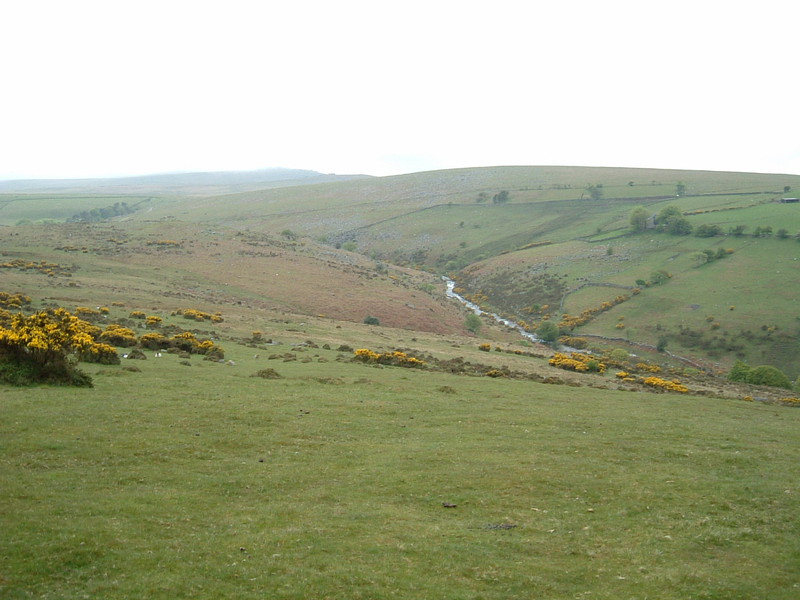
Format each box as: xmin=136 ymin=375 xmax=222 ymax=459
xmin=115 ymin=165 xmax=800 ymax=377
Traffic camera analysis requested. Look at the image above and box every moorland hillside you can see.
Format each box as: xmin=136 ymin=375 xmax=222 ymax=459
xmin=133 ymin=165 xmax=800 ymax=378
xmin=2 ymin=165 xmax=799 ymax=378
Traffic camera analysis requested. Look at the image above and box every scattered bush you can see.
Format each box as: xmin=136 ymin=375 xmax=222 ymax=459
xmin=609 ymin=348 xmax=629 ymax=362
xmin=363 ymin=316 xmax=380 ymax=326
xmin=251 ymin=368 xmax=282 ymax=379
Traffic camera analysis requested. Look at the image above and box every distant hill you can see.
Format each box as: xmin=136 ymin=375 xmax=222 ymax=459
xmin=0 ymin=168 xmax=372 ymax=196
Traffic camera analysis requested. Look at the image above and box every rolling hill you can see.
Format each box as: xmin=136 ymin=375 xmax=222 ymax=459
xmin=133 ymin=166 xmax=800 ymax=378
xmin=2 ymin=165 xmax=799 ymax=378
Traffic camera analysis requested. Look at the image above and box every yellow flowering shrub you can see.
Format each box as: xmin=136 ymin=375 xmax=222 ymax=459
xmin=178 ymin=308 xmax=224 ymax=323
xmin=354 ymin=348 xmax=425 ymax=368
xmin=168 ymin=331 xmax=224 ymax=358
xmin=642 ymin=376 xmax=689 ymax=393
xmin=80 ymin=341 xmax=121 ymax=365
xmin=99 ymin=324 xmax=138 ymax=347
xmin=138 ymin=332 xmax=169 ymax=350
xmin=549 ymin=352 xmax=606 ymax=374
xmin=0 ymin=308 xmax=111 ymax=385
xmin=0 ymin=292 xmax=32 ymax=309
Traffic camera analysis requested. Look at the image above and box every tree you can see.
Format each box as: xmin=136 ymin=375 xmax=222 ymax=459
xmin=464 ymin=313 xmax=482 ymax=334
xmin=694 ymin=224 xmax=722 ymax=238
xmin=676 ymin=182 xmax=686 ymax=196
xmin=664 ymin=214 xmax=693 ymax=235
xmin=492 ymin=190 xmax=510 ymax=204
xmin=656 ymin=205 xmax=692 ymax=234
xmin=586 ymin=184 xmax=603 ymax=201
xmin=535 ymin=320 xmax=560 ymax=343
xmin=657 ymin=205 xmax=682 ymax=224
xmin=363 ymin=316 xmax=380 ymax=326
xmin=729 ymin=224 xmax=747 ymax=237
xmin=629 ymin=206 xmax=650 ymax=232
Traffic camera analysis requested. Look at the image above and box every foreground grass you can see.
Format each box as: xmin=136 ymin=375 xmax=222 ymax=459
xmin=2 ymin=350 xmax=799 ymax=599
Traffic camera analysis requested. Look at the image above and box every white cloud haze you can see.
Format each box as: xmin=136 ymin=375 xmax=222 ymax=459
xmin=1 ymin=0 xmax=797 ymax=180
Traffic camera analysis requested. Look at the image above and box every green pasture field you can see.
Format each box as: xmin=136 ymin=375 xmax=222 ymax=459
xmin=2 ymin=342 xmax=800 ymax=600
xmin=688 ymin=201 xmax=800 ymax=233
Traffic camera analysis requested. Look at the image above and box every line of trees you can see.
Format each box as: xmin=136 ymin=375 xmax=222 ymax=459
xmin=69 ymin=202 xmax=135 ymax=223
xmin=630 ymin=205 xmax=795 ymax=239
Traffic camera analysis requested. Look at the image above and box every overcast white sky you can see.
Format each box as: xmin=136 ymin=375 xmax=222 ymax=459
xmin=1 ymin=0 xmax=797 ymax=180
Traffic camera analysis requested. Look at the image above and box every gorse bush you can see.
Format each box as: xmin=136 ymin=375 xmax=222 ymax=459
xmin=549 ymin=352 xmax=606 ymax=374
xmin=99 ymin=324 xmax=138 ymax=347
xmin=176 ymin=308 xmax=224 ymax=323
xmin=168 ymin=331 xmax=224 ymax=359
xmin=0 ymin=292 xmax=32 ymax=309
xmin=353 ymin=348 xmax=426 ymax=368
xmin=642 ymin=376 xmax=689 ymax=393
xmin=0 ymin=308 xmax=117 ymax=386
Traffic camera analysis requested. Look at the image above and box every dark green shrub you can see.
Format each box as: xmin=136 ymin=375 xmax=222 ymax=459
xmin=746 ymin=365 xmax=792 ymax=389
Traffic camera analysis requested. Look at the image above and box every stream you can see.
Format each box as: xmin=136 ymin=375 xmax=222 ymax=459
xmin=443 ymin=276 xmax=543 ymax=343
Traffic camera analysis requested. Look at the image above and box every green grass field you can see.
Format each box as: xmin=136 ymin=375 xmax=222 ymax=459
xmin=2 ymin=342 xmax=800 ymax=600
